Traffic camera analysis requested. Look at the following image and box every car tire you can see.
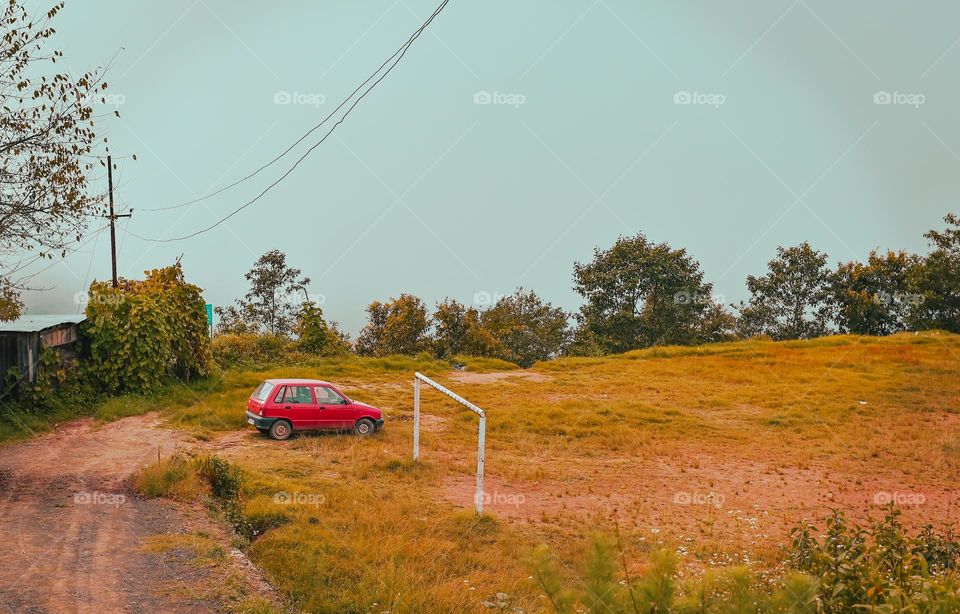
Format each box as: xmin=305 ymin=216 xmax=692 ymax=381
xmin=354 ymin=418 xmax=375 ymax=436
xmin=269 ymin=420 xmax=292 ymax=441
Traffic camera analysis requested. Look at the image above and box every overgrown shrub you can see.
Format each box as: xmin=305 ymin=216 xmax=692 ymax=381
xmin=3 ymin=347 xmax=100 ymax=413
xmin=530 ymin=507 xmax=960 ymax=613
xmin=211 ymin=333 xmax=290 ymax=369
xmin=789 ymin=507 xmax=960 ymax=612
xmin=194 ymin=454 xmax=257 ymax=539
xmin=84 ymin=263 xmax=211 ymax=393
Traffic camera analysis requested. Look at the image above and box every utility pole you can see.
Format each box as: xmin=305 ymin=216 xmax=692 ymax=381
xmin=105 ymin=155 xmax=132 ymax=288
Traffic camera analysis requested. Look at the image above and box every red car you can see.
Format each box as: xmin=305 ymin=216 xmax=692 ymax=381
xmin=245 ymin=378 xmax=384 ymax=440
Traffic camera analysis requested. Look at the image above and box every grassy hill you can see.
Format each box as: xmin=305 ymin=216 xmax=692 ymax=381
xmin=99 ymin=332 xmax=960 ymax=610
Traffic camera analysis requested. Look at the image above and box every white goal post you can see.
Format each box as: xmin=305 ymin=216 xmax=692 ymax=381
xmin=413 ymin=372 xmax=487 ymax=514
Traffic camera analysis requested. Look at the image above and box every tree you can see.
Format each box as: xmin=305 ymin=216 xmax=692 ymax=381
xmin=0 ymin=1 xmax=110 ymax=319
xmin=737 ymin=242 xmax=832 ymax=340
xmin=218 ymin=250 xmax=310 ymax=337
xmin=572 ymin=233 xmax=728 ymax=354
xmin=480 ymin=289 xmax=569 ymax=367
xmin=907 ymin=213 xmax=960 ymax=332
xmin=294 ymin=300 xmax=350 ymax=355
xmin=356 ymin=294 xmax=431 ymax=356
xmin=829 ymin=250 xmax=919 ymax=335
xmin=432 ymin=298 xmax=502 ymax=359
xmin=214 ymin=303 xmax=259 ymax=335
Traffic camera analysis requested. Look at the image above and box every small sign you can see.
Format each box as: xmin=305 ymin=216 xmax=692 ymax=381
xmin=205 ymin=304 xmax=213 ymax=337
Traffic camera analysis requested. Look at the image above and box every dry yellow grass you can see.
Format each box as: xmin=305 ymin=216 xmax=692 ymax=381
xmin=140 ymin=332 xmax=960 ymax=612
xmin=132 ymin=453 xmax=205 ymax=501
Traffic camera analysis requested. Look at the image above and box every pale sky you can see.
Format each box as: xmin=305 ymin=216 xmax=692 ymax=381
xmin=14 ymin=0 xmax=960 ymax=335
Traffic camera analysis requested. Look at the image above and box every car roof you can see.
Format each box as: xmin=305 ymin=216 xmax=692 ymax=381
xmin=263 ymin=379 xmax=334 ymax=386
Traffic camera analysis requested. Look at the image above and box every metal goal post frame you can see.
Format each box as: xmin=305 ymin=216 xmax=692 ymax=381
xmin=412 ymin=372 xmax=486 ymax=514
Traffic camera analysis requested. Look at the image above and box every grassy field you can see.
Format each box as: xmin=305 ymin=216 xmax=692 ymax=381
xmin=23 ymin=332 xmax=960 ymax=611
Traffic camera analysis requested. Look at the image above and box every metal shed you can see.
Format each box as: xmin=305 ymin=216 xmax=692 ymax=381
xmin=0 ymin=315 xmax=86 ymax=385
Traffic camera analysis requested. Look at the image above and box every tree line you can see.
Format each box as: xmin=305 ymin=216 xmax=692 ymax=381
xmin=215 ymin=214 xmax=959 ymax=368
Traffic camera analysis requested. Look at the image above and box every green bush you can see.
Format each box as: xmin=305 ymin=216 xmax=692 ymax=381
xmin=530 ymin=507 xmax=960 ymax=613
xmin=84 ymin=263 xmax=211 ymax=393
xmin=790 ymin=507 xmax=960 ymax=612
xmin=194 ymin=454 xmax=256 ymax=538
xmin=211 ymin=333 xmax=289 ymax=369
xmin=8 ymin=347 xmax=100 ymax=411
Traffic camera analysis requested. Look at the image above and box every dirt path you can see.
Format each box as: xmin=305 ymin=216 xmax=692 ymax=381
xmin=0 ymin=414 xmax=278 ymax=614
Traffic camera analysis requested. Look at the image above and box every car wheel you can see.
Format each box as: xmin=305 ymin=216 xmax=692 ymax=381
xmin=269 ymin=420 xmax=292 ymax=441
xmin=354 ymin=418 xmax=375 ymax=436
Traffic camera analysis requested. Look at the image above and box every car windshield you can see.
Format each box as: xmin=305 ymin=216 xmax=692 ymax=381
xmin=252 ymin=381 xmax=275 ymax=402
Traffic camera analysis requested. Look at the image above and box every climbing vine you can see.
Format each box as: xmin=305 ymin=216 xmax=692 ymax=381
xmin=83 ymin=263 xmax=210 ymax=393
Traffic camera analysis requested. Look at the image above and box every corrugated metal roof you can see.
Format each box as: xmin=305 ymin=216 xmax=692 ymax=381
xmin=0 ymin=315 xmax=86 ymax=333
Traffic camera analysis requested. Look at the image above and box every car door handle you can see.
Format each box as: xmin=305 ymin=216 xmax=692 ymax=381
xmin=284 ymin=405 xmax=291 ymax=409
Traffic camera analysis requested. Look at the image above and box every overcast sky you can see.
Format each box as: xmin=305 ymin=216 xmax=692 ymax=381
xmin=13 ymin=0 xmax=960 ymax=334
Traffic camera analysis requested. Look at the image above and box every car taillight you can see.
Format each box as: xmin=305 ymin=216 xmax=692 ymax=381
xmin=258 ymin=408 xmax=264 ymax=416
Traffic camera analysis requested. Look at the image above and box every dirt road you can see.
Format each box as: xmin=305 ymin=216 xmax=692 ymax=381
xmin=0 ymin=414 xmax=276 ymax=614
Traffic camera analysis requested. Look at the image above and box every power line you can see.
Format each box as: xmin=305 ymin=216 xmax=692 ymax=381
xmin=138 ymin=0 xmax=451 ymax=214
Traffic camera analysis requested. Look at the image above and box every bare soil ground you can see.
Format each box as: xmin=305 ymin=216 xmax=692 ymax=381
xmin=448 ymin=370 xmax=549 ymax=385
xmin=0 ymin=414 xmax=279 ymax=614
xmin=436 ymin=363 xmax=960 ymax=559
xmin=442 ymin=451 xmax=960 ymax=549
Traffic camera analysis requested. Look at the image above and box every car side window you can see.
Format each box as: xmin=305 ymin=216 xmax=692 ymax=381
xmin=314 ymin=386 xmax=345 ymax=405
xmin=272 ymin=386 xmax=286 ymax=403
xmin=284 ymin=386 xmax=313 ymax=404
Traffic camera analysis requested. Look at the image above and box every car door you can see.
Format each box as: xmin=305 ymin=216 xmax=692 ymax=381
xmin=273 ymin=385 xmax=318 ymax=429
xmin=313 ymin=385 xmax=353 ymax=429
